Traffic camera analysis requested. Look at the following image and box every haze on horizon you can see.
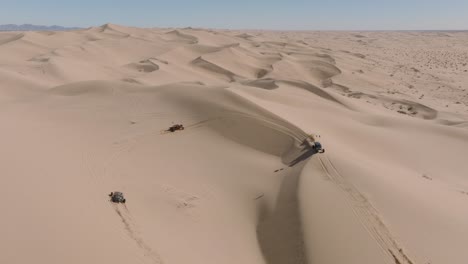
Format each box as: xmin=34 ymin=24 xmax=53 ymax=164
xmin=1 ymin=0 xmax=467 ymax=30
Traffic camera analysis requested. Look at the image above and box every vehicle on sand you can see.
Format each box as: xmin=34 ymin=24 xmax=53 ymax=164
xmin=167 ymin=124 xmax=185 ymax=132
xmin=109 ymin=192 xmax=126 ymax=203
xmin=304 ymin=136 xmax=325 ymax=154
xmin=312 ymin=141 xmax=325 ymax=153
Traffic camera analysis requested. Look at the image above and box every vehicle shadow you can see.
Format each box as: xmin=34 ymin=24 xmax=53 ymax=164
xmin=288 ymin=139 xmax=321 ymax=167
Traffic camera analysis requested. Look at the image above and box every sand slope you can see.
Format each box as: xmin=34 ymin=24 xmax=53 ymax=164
xmin=1 ymin=25 xmax=468 ymax=264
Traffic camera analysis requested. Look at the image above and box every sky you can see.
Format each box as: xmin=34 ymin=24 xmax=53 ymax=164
xmin=1 ymin=0 xmax=467 ymax=30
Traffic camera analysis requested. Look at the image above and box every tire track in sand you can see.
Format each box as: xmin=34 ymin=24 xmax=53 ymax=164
xmin=318 ymin=156 xmax=416 ymax=264
xmin=113 ymin=204 xmax=162 ymax=264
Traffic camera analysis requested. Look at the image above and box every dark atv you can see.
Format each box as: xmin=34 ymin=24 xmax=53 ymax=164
xmin=109 ymin=191 xmax=126 ymax=203
xmin=312 ymin=142 xmax=325 ymax=153
xmin=167 ymin=124 xmax=185 ymax=132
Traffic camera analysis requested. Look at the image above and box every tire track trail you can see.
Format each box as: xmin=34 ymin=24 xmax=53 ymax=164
xmin=318 ymin=156 xmax=416 ymax=264
xmin=113 ymin=204 xmax=162 ymax=264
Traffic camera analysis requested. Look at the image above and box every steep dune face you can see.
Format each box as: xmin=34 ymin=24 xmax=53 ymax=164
xmin=0 ymin=32 xmax=24 ymax=45
xmin=195 ymin=46 xmax=280 ymax=79
xmin=162 ymin=30 xmax=199 ymax=44
xmin=1 ymin=25 xmax=468 ymax=264
xmin=125 ymin=60 xmax=160 ymax=73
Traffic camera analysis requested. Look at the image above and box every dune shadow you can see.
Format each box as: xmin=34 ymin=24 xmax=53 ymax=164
xmin=256 ymin=139 xmax=320 ymax=263
xmin=256 ymin=165 xmax=306 ymax=264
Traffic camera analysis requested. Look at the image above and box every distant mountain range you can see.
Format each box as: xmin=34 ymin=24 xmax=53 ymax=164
xmin=0 ymin=24 xmax=81 ymax=31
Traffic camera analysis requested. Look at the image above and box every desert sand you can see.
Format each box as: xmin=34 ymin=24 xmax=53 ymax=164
xmin=1 ymin=24 xmax=467 ymax=264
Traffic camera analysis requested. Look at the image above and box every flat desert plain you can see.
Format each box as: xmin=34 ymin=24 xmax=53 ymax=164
xmin=1 ymin=24 xmax=468 ymax=264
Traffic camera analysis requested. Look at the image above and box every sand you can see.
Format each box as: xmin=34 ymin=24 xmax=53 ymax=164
xmin=1 ymin=24 xmax=467 ymax=264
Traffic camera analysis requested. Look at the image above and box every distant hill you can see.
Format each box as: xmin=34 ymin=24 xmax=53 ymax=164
xmin=0 ymin=24 xmax=81 ymax=31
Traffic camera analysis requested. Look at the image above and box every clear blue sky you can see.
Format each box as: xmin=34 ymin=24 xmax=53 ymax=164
xmin=1 ymin=0 xmax=467 ymax=30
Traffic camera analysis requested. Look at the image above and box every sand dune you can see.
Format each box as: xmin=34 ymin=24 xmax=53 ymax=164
xmin=1 ymin=25 xmax=467 ymax=264
xmin=163 ymin=30 xmax=199 ymax=44
xmin=0 ymin=32 xmax=24 ymax=45
xmin=195 ymin=46 xmax=278 ymax=79
xmin=125 ymin=60 xmax=160 ymax=73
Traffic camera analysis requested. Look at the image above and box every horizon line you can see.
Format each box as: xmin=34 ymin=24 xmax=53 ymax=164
xmin=1 ymin=23 xmax=467 ymax=32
